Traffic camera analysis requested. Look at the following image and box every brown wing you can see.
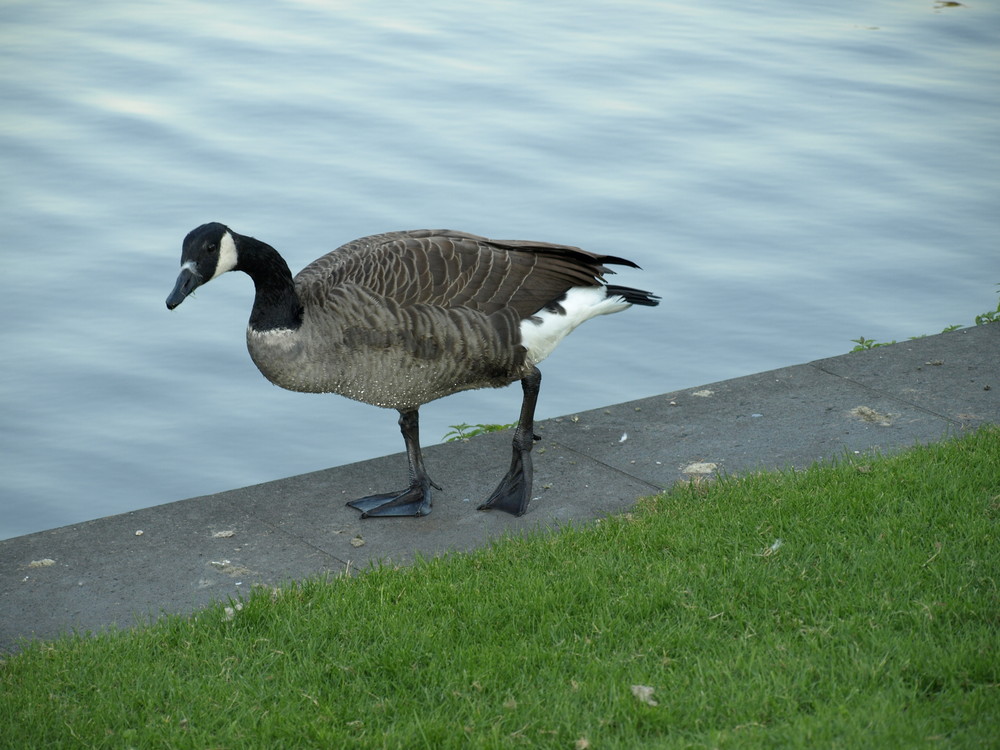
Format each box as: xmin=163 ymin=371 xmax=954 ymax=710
xmin=295 ymin=229 xmax=636 ymax=318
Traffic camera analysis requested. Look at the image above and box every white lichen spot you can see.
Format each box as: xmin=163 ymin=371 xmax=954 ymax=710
xmin=28 ymin=558 xmax=56 ymax=568
xmin=683 ymin=462 xmax=717 ymax=474
xmin=850 ymin=405 xmax=894 ymax=426
xmin=692 ymin=389 xmax=714 ymax=397
xmin=210 ymin=559 xmax=254 ymax=577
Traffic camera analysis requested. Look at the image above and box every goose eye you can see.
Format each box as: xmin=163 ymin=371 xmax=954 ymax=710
xmin=207 ymin=242 xmax=218 ymax=253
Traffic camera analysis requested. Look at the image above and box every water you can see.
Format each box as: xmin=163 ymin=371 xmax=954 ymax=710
xmin=1 ymin=0 xmax=997 ymax=540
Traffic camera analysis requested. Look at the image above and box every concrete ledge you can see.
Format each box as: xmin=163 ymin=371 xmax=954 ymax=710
xmin=2 ymin=324 xmax=997 ymax=652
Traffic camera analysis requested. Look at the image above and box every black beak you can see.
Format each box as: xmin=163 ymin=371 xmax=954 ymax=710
xmin=166 ymin=266 xmax=201 ymax=309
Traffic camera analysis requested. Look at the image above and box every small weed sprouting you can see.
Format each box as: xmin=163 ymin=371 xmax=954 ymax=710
xmin=974 ymin=283 xmax=1000 ymax=325
xmin=850 ymin=335 xmax=895 ymax=351
xmin=442 ymin=422 xmax=517 ymax=442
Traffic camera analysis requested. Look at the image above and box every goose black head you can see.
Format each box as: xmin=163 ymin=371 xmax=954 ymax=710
xmin=166 ymin=222 xmax=239 ymax=309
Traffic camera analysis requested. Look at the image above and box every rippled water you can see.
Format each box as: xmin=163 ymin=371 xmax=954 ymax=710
xmin=2 ymin=0 xmax=997 ymax=539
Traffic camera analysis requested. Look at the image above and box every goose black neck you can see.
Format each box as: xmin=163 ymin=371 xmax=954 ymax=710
xmin=236 ymin=234 xmax=304 ymax=332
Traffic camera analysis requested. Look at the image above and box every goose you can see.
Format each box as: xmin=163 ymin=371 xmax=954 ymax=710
xmin=166 ymin=223 xmax=658 ymax=518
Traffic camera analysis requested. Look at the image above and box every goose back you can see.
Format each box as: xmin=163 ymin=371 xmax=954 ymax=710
xmin=296 ymin=229 xmax=639 ymax=318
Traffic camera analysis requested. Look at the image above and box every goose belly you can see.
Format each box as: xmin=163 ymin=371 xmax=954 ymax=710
xmin=246 ymin=321 xmax=525 ymax=410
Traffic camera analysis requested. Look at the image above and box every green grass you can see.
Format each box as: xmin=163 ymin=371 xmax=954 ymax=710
xmin=2 ymin=429 xmax=998 ymax=748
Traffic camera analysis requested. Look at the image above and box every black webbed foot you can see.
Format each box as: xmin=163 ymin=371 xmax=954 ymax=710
xmin=347 ymin=408 xmax=438 ymax=518
xmin=477 ymin=448 xmax=533 ymax=517
xmin=478 ymin=427 xmax=540 ymax=517
xmin=346 ymin=478 xmax=436 ymax=518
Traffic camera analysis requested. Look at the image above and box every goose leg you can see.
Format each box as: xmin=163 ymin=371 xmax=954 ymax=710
xmin=347 ymin=409 xmax=440 ymax=518
xmin=478 ymin=367 xmax=542 ymax=517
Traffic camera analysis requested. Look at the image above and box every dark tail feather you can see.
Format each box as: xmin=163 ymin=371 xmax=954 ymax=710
xmin=606 ymin=284 xmax=660 ymax=307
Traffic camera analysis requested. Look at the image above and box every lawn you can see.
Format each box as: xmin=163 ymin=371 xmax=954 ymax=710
xmin=2 ymin=427 xmax=998 ymax=748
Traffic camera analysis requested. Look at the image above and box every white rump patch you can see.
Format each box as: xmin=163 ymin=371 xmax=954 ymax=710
xmin=519 ymin=285 xmax=631 ymax=366
xmin=211 ymin=230 xmax=239 ymax=279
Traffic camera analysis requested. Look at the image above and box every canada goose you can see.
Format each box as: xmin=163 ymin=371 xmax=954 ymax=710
xmin=166 ymin=224 xmax=658 ymax=518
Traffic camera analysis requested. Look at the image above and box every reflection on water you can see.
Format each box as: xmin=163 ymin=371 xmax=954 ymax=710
xmin=1 ymin=1 xmax=998 ymax=538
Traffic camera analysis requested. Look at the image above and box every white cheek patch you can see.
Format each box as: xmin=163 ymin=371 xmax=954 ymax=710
xmin=519 ymin=285 xmax=632 ymax=366
xmin=210 ymin=230 xmax=239 ymax=279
